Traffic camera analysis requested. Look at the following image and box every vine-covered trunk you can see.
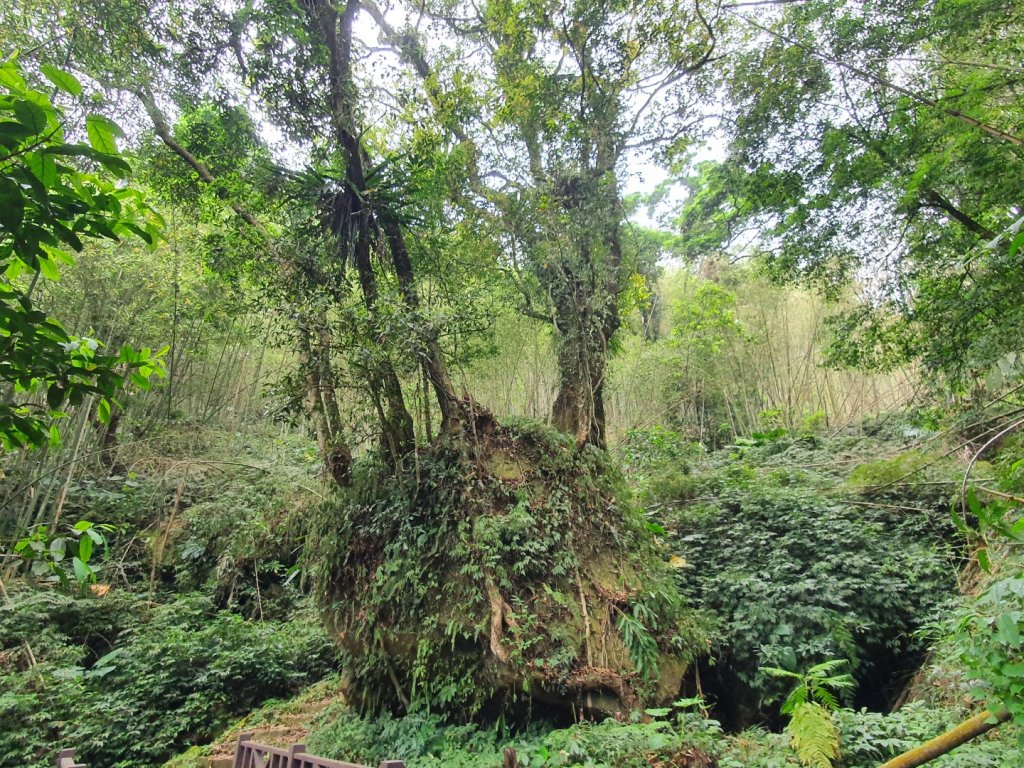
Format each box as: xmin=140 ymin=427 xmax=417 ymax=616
xmin=548 ymin=168 xmax=624 ymax=450
xmin=297 ymin=312 xmax=352 ymax=486
xmin=550 ymin=310 xmax=612 ymax=449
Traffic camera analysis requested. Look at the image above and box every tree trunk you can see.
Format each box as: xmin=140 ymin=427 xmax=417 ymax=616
xmin=548 ymin=170 xmax=624 ymax=450
xmin=550 ymin=314 xmax=611 ymax=449
xmin=99 ymin=406 xmax=123 ymax=471
xmin=297 ymin=311 xmax=352 ymax=486
xmin=311 ymin=0 xmax=416 ymax=460
xmin=378 ymin=213 xmax=463 ymax=434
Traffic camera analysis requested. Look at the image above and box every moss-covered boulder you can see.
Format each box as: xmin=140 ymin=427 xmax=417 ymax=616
xmin=305 ymin=418 xmax=709 ymax=716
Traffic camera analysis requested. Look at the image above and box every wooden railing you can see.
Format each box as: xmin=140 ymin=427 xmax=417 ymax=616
xmin=232 ymin=732 xmax=405 ymax=768
xmin=54 ymin=749 xmax=86 ymax=768
xmin=55 ymin=734 xmax=405 ymax=768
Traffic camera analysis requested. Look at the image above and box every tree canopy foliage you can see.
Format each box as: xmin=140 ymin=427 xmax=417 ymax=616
xmin=672 ymin=0 xmax=1024 ymax=390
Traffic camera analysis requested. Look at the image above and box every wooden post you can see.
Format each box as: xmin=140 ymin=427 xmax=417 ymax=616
xmin=55 ymin=748 xmax=85 ymax=768
xmin=233 ymin=732 xmax=255 ymax=768
xmin=879 ymin=707 xmax=1011 ymax=768
xmin=287 ymin=743 xmax=307 ymax=768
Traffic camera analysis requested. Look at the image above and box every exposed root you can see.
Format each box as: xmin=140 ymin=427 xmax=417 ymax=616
xmin=486 ymin=578 xmax=513 ymax=664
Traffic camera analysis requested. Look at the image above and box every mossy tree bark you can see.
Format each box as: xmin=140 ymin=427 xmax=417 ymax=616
xmin=308 ymin=0 xmax=464 ymax=454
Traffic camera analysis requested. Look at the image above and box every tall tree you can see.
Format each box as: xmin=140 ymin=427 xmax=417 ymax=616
xmin=2 ymin=0 xmax=482 ymax=467
xmin=366 ymin=0 xmax=716 ymax=447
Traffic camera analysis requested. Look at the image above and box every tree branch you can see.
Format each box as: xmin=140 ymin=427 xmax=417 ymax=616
xmin=921 ymin=188 xmax=997 ymax=241
xmin=134 ymin=87 xmax=270 ymax=237
xmin=735 ymin=13 xmax=1024 ymax=147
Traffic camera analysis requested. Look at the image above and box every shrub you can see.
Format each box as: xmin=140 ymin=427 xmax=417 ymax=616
xmin=306 ymin=706 xmax=725 ymax=768
xmin=634 ymin=428 xmax=963 ymax=725
xmin=0 ymin=589 xmax=338 ymax=768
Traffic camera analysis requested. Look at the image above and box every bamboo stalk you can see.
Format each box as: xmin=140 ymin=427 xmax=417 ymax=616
xmin=878 ymin=708 xmax=1011 ymax=768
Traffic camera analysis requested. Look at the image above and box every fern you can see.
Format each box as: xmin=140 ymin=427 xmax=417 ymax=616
xmin=617 ymin=611 xmax=660 ymax=678
xmin=787 ymin=701 xmax=841 ymax=768
xmin=762 ymin=659 xmax=853 ymax=768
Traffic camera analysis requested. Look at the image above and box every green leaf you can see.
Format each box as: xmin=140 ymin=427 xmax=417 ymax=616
xmin=0 ymin=64 xmax=27 ymax=91
xmin=37 ymin=255 xmax=60 ymax=281
xmin=78 ymin=534 xmax=93 ymax=563
xmin=97 ymin=397 xmax=111 ymax=424
xmin=96 ymin=154 xmax=132 ymax=179
xmin=0 ymin=175 xmax=25 ymax=231
xmin=951 ymin=506 xmax=967 ymax=532
xmin=52 ymin=666 xmax=85 ymax=680
xmin=672 ymin=696 xmax=705 ymax=709
xmin=49 ymin=537 xmax=66 ymax=561
xmin=0 ymin=119 xmax=35 ymax=148
xmin=978 ymin=547 xmax=991 ymax=573
xmin=85 ymin=114 xmax=121 ymax=154
xmin=94 ymin=648 xmax=123 ymax=667
xmin=1009 ymin=231 xmax=1024 ymax=261
xmin=995 ymin=613 xmax=1022 ymax=647
xmin=26 ymin=150 xmax=57 ymax=188
xmin=787 ymin=701 xmax=840 ymax=768
xmin=40 ymin=65 xmax=83 ymax=96
xmin=13 ymin=99 xmax=47 ymax=134
xmin=967 ymin=487 xmax=982 ymax=517
xmin=72 ymin=556 xmax=93 ymax=583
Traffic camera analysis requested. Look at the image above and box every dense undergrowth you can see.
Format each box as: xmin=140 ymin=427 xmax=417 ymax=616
xmin=303 ymin=698 xmax=1021 ymax=768
xmin=624 ymin=417 xmax=967 ymax=727
xmin=278 ymin=411 xmax=1022 ymax=768
xmin=4 ymin=412 xmax=1024 ymax=768
xmin=0 ymin=428 xmax=337 ymax=768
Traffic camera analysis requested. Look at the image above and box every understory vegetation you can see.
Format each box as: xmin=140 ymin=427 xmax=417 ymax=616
xmin=5 ymin=412 xmax=1024 ymax=768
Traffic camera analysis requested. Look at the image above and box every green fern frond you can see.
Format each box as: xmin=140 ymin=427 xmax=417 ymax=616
xmin=812 ymin=688 xmax=839 ymax=711
xmin=806 ymin=659 xmax=848 ymax=677
xmin=763 ymin=666 xmax=803 ymax=681
xmin=781 ymin=684 xmax=809 ymax=714
xmin=787 ymin=701 xmax=841 ymax=768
